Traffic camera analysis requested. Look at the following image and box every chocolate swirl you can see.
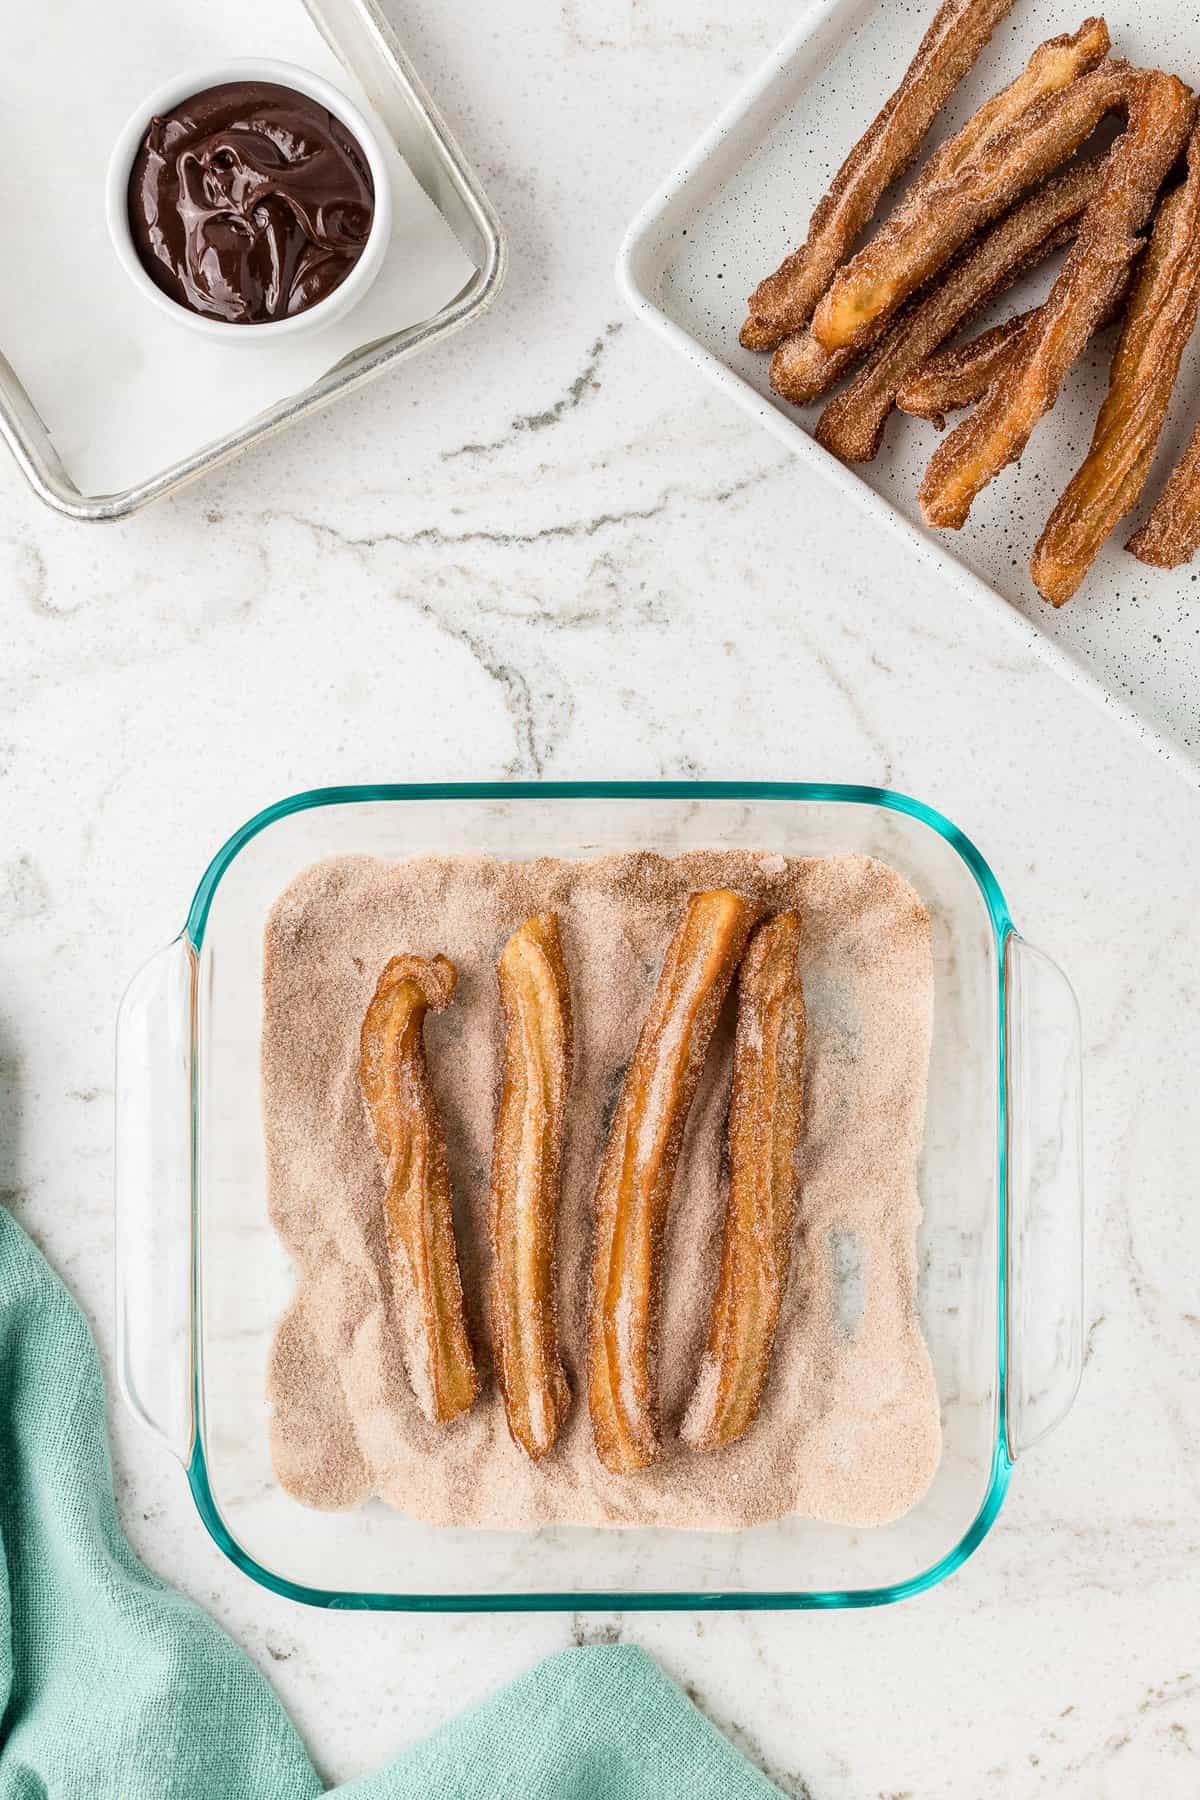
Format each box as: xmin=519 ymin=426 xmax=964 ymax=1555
xmin=127 ymin=80 xmax=375 ymax=324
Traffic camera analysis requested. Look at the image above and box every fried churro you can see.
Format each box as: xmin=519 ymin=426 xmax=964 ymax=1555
xmin=681 ymin=912 xmax=806 ymax=1454
xmin=1128 ymin=418 xmax=1200 ymax=568
xmin=897 ymin=310 xmax=1037 ymax=423
xmin=741 ymin=0 xmax=1016 ymax=351
xmin=921 ymin=68 xmax=1195 ymax=529
xmin=768 ymin=328 xmax=863 ymax=407
xmin=1127 ymin=152 xmax=1200 ymax=573
xmin=360 ymin=955 xmax=480 ymax=1425
xmin=1033 ymin=145 xmax=1200 ymax=604
xmin=489 ymin=914 xmax=573 ymax=1462
xmin=897 ymin=276 xmax=1130 ymax=425
xmin=587 ymin=889 xmax=759 ymax=1475
xmin=810 ymin=20 xmax=1115 ymax=355
xmin=812 ymin=162 xmax=1099 ymax=459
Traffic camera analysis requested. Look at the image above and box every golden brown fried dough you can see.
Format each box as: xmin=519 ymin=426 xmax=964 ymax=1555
xmin=1033 ymin=144 xmax=1200 ymax=605
xmin=811 ymin=162 xmax=1099 ymax=457
xmin=897 ymin=278 xmax=1129 ymax=425
xmin=897 ymin=310 xmax=1038 ymax=423
xmin=810 ymin=21 xmax=1116 ymax=354
xmin=741 ymin=0 xmax=1016 ymax=350
xmin=768 ymin=328 xmax=864 ymax=407
xmin=1128 ymin=417 xmax=1200 ymax=568
xmin=489 ymin=914 xmax=573 ymax=1462
xmin=681 ymin=912 xmax=806 ymax=1454
xmin=920 ymin=68 xmax=1195 ymax=529
xmin=587 ymin=889 xmax=760 ymax=1474
xmin=359 ymin=954 xmax=480 ymax=1425
xmin=769 ymin=161 xmax=1097 ymax=410
xmin=1126 ymin=148 xmax=1200 ymax=571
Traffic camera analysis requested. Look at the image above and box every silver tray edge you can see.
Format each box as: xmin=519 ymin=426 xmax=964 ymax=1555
xmin=0 ymin=0 xmax=507 ymax=523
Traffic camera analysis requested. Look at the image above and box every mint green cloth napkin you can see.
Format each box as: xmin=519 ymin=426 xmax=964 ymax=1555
xmin=0 ymin=1208 xmax=782 ymax=1799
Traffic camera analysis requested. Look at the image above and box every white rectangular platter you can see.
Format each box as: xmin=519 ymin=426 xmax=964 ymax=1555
xmin=617 ymin=0 xmax=1200 ymax=785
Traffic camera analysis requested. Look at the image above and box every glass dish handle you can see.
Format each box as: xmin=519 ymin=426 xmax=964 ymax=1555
xmin=114 ymin=937 xmax=196 ymax=1464
xmin=1003 ymin=934 xmax=1084 ymax=1459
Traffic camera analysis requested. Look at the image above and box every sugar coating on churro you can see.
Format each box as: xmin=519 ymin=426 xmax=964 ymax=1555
xmin=587 ymin=889 xmax=760 ymax=1474
xmin=681 ymin=911 xmax=807 ymax=1453
xmin=811 ymin=21 xmax=1115 ymax=354
xmin=489 ymin=913 xmax=573 ymax=1462
xmin=897 ymin=310 xmax=1039 ymax=425
xmin=264 ymin=849 xmax=939 ymax=1533
xmin=1033 ymin=137 xmax=1200 ymax=604
xmin=921 ymin=67 xmax=1195 ymax=530
xmin=813 ymin=162 xmax=1099 ymax=459
xmin=745 ymin=0 xmax=1200 ymax=589
xmin=742 ymin=0 xmax=1017 ymax=349
xmin=358 ymin=954 xmax=480 ymax=1428
xmin=1129 ymin=412 xmax=1200 ymax=568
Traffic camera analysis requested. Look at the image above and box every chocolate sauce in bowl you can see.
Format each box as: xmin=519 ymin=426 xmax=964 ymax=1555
xmin=127 ymin=80 xmax=375 ymax=324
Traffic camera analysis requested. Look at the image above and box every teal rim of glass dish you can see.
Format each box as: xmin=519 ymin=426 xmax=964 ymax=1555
xmin=182 ymin=780 xmax=1016 ymax=1611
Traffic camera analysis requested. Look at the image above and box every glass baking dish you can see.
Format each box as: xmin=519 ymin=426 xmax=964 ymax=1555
xmin=114 ymin=782 xmax=1083 ymax=1611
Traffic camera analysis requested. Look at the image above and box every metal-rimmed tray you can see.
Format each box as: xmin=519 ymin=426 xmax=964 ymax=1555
xmin=616 ymin=0 xmax=1200 ymax=787
xmin=0 ymin=0 xmax=505 ymax=522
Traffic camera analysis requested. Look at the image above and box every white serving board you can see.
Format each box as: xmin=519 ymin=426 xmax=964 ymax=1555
xmin=617 ymin=0 xmax=1200 ymax=784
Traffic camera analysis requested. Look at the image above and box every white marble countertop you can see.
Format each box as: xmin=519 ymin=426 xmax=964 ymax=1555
xmin=3 ymin=2 xmax=1199 ymax=1793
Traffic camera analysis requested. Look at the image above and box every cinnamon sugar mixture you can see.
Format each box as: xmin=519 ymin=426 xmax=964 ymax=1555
xmin=263 ymin=850 xmax=941 ymax=1531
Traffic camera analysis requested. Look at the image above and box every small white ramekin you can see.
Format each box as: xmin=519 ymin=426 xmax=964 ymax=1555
xmin=106 ymin=58 xmax=392 ymax=341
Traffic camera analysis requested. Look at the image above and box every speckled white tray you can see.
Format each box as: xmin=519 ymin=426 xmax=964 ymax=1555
xmin=617 ymin=0 xmax=1200 ymax=785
